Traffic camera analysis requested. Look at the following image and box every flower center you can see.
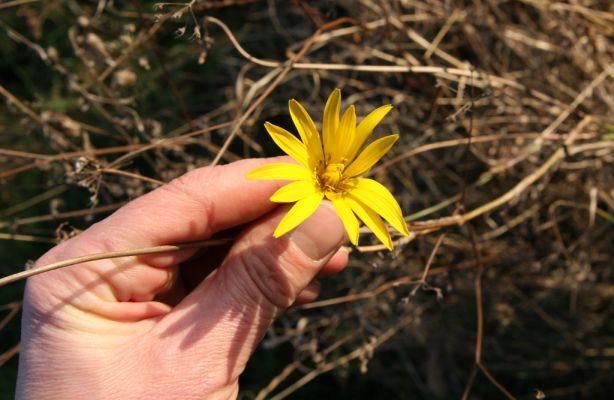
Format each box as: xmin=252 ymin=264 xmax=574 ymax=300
xmin=319 ymin=162 xmax=345 ymax=191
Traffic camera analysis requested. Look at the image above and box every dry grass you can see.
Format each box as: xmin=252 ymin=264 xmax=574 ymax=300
xmin=1 ymin=0 xmax=614 ymax=398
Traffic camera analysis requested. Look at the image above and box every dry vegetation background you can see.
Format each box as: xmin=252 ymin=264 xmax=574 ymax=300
xmin=1 ymin=0 xmax=614 ymax=398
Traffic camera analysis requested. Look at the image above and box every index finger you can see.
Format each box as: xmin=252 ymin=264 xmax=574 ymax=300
xmin=69 ymin=157 xmax=286 ymax=254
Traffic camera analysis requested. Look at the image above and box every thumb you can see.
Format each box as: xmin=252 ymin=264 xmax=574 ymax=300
xmin=151 ymin=202 xmax=346 ymax=386
xmin=220 ymin=202 xmax=346 ymax=312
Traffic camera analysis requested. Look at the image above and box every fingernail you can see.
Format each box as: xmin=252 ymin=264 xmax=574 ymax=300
xmin=289 ymin=203 xmax=346 ymax=260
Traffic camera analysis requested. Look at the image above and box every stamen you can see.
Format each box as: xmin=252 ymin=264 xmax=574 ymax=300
xmin=321 ymin=163 xmax=345 ymax=189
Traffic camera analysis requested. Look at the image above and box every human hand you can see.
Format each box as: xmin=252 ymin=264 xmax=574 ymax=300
xmin=16 ymin=157 xmax=348 ymax=399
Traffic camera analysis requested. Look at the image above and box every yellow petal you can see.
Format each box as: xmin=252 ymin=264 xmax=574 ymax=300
xmin=246 ymin=163 xmax=311 ymax=181
xmin=348 ymin=104 xmax=393 ymax=161
xmin=265 ymin=122 xmax=309 ymax=167
xmin=274 ymin=192 xmax=324 ymax=237
xmin=330 ymin=197 xmax=359 ymax=246
xmin=349 ymin=178 xmax=409 ymax=236
xmin=289 ymin=100 xmax=323 ymax=165
xmin=343 ymin=134 xmax=399 ymax=178
xmin=270 ymin=181 xmax=317 ymax=203
xmin=333 ymin=105 xmax=356 ymax=162
xmin=345 ymin=196 xmax=392 ymax=250
xmin=323 ymin=88 xmax=341 ymax=160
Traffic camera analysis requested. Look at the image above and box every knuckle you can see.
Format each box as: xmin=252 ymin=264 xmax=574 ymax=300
xmin=227 ymin=238 xmax=297 ymax=311
xmin=167 ymin=166 xmax=218 ymax=198
xmin=158 ymin=167 xmax=219 ymax=234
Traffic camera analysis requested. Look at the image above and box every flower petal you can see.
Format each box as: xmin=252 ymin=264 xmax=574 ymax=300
xmin=330 ymin=197 xmax=360 ymax=246
xmin=273 ymin=191 xmax=324 ymax=237
xmin=345 ymin=196 xmax=392 ymax=250
xmin=289 ymin=99 xmax=323 ymax=166
xmin=323 ymin=88 xmax=341 ymax=159
xmin=246 ymin=163 xmax=311 ymax=181
xmin=265 ymin=122 xmax=309 ymax=167
xmin=333 ymin=105 xmax=356 ymax=162
xmin=343 ymin=134 xmax=399 ymax=178
xmin=348 ymin=104 xmax=393 ymax=161
xmin=270 ymin=181 xmax=317 ymax=203
xmin=348 ymin=178 xmax=409 ymax=236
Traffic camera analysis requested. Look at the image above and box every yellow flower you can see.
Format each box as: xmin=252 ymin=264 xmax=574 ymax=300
xmin=247 ymin=89 xmax=409 ymax=250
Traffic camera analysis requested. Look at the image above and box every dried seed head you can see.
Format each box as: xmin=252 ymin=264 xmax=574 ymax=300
xmin=85 ymin=33 xmax=111 ymax=62
xmin=114 ymin=69 xmax=137 ymax=87
xmin=77 ymin=16 xmax=90 ymax=27
xmin=174 ymin=26 xmax=187 ymax=38
xmin=46 ymin=46 xmax=59 ymax=63
xmin=198 ymin=51 xmax=207 ymax=65
xmin=172 ymin=9 xmax=185 ymax=19
xmin=139 ymin=56 xmax=151 ymax=70
xmin=191 ymin=26 xmax=202 ymax=41
xmin=40 ymin=112 xmax=82 ymax=137
xmin=119 ymin=34 xmax=133 ymax=45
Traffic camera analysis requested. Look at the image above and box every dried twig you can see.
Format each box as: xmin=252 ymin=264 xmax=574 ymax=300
xmin=0 ymin=239 xmax=232 ymax=287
